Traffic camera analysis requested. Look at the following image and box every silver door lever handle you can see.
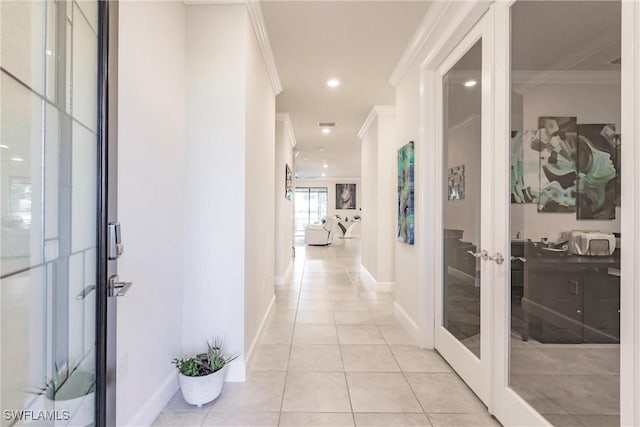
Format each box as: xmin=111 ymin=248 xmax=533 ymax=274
xmin=108 ymin=275 xmax=133 ymax=297
xmin=490 ymin=252 xmax=505 ymax=265
xmin=467 ymin=250 xmax=489 ymax=260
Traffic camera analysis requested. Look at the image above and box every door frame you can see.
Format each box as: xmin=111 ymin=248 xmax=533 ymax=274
xmin=96 ymin=1 xmax=118 ymax=425
xmin=417 ymin=0 xmax=640 ymax=425
xmin=432 ymin=10 xmax=494 ymax=405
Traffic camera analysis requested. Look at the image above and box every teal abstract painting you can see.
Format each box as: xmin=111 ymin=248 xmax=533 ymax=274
xmin=398 ymin=141 xmax=415 ymax=245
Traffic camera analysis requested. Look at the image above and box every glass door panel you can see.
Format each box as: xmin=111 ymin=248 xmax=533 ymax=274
xmin=503 ymin=1 xmax=622 ymax=424
xmin=434 ymin=11 xmax=493 ymax=405
xmin=443 ymin=39 xmax=483 ymax=359
xmin=294 ymin=187 xmax=328 ymax=237
xmin=1 ymin=1 xmax=99 ymax=425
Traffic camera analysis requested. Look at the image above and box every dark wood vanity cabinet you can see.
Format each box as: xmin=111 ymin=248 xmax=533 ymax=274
xmin=521 ymin=255 xmax=620 ymax=344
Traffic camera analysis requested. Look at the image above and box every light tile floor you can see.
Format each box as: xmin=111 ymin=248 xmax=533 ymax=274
xmin=153 ymin=239 xmax=500 ymax=426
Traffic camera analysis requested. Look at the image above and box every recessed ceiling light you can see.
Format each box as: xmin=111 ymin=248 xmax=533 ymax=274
xmin=11 ymin=157 xmax=24 ymax=162
xmin=323 ymin=164 xmax=328 ymax=169
xmin=317 ymin=147 xmax=325 ymax=152
xmin=464 ymin=79 xmax=477 ymax=88
xmin=321 ymin=173 xmax=326 ymax=177
xmin=0 ymin=144 xmax=9 ymax=149
xmin=327 ymin=79 xmax=340 ymax=88
xmin=321 ymin=128 xmax=331 ymax=135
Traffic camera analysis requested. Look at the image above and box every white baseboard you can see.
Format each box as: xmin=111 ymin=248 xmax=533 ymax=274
xmin=243 ymin=294 xmax=275 ymax=376
xmin=394 ymin=302 xmax=419 ymax=344
xmin=275 ymin=260 xmax=293 ymax=285
xmin=125 ymin=370 xmax=178 ymax=427
xmin=359 ymin=264 xmax=395 ymax=292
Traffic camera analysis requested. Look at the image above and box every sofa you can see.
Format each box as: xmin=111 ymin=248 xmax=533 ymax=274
xmin=304 ymin=218 xmax=338 ymax=245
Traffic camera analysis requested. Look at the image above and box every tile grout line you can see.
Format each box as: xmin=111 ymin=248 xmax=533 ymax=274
xmin=335 ymin=266 xmax=357 ymax=426
xmin=276 ymin=246 xmax=306 ymax=426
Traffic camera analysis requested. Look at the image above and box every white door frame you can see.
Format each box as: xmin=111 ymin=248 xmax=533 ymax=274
xmin=432 ymin=10 xmax=495 ymax=406
xmin=416 ymin=1 xmax=640 ymax=425
xmin=490 ymin=1 xmax=557 ymax=424
xmin=619 ymin=1 xmax=640 ymax=425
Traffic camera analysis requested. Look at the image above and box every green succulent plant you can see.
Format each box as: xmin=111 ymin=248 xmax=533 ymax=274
xmin=173 ymin=339 xmax=238 ymax=377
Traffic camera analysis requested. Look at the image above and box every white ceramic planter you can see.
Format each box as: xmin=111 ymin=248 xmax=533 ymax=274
xmin=178 ymin=365 xmax=228 ymax=407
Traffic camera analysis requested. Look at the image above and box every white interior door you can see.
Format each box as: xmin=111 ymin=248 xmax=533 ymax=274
xmin=492 ymin=1 xmax=624 ymax=425
xmin=434 ymin=11 xmax=495 ymax=406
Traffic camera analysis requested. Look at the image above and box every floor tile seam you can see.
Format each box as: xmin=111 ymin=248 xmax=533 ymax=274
xmin=336 ymin=266 xmax=357 ymax=426
xmin=387 ymin=341 xmax=429 ymax=415
xmin=276 ymin=253 xmax=307 ymax=425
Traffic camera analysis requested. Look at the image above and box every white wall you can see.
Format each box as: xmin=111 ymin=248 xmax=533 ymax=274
xmin=295 ymin=178 xmax=362 ymax=226
xmin=244 ymin=16 xmax=276 ymax=362
xmin=511 ymin=81 xmax=621 ymax=241
xmin=117 ymin=1 xmax=186 ymax=425
xmin=361 ymin=121 xmax=379 ymax=277
xmin=183 ymin=4 xmax=247 ymax=379
xmin=394 ymin=63 xmax=421 ymax=325
xmin=274 ymin=116 xmax=295 ymax=285
xmin=359 ymin=108 xmax=396 ymax=285
xmin=183 ymin=3 xmax=277 ymax=381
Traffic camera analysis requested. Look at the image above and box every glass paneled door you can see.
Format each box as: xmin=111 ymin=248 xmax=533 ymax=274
xmin=435 ymin=11 xmax=494 ymax=404
xmin=0 ymin=1 xmax=116 ymax=425
xmin=294 ymin=187 xmax=328 ymax=237
xmin=492 ymin=1 xmax=623 ymax=425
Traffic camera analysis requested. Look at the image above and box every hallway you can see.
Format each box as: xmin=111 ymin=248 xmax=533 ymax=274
xmin=153 ymin=240 xmax=499 ymax=426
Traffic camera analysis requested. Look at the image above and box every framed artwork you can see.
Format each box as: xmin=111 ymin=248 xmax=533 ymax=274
xmin=576 ymin=124 xmax=617 ymax=219
xmin=336 ymin=183 xmax=356 ymax=209
xmin=285 ymin=164 xmax=293 ymax=200
xmin=510 ymin=130 xmax=540 ymax=204
xmin=398 ymin=141 xmax=415 ymax=245
xmin=448 ymin=165 xmax=465 ymax=201
xmin=536 ymin=116 xmax=578 ymax=213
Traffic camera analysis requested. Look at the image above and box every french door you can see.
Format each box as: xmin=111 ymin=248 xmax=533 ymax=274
xmin=433 ymin=1 xmax=627 ymax=425
xmin=0 ymin=1 xmax=120 ymax=425
xmin=434 ymin=11 xmax=495 ymax=405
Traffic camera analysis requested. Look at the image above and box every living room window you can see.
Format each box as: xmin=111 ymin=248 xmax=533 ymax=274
xmin=294 ymin=187 xmax=328 ymax=237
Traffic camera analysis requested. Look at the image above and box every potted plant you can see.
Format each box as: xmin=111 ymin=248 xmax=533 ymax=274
xmin=172 ymin=340 xmax=238 ymax=407
xmin=30 ymin=362 xmax=95 ymax=425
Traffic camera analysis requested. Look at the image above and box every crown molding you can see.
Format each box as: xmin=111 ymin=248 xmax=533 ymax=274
xmin=246 ymin=1 xmax=283 ymax=95
xmin=185 ymin=0 xmax=282 ymax=95
xmin=357 ymin=105 xmax=395 ymax=140
xmin=276 ymin=112 xmax=297 ymax=148
xmin=388 ymin=1 xmax=452 ymax=87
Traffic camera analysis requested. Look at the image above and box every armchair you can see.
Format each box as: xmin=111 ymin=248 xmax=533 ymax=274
xmin=304 ymin=217 xmax=338 ymax=245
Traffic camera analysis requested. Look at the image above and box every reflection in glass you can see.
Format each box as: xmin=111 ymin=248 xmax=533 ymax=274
xmin=509 ymin=1 xmax=621 ymax=424
xmin=1 ymin=1 xmax=98 ymax=425
xmin=443 ymin=40 xmax=482 ymax=358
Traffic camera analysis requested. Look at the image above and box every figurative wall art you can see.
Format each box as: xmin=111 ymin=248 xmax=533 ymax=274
xmin=576 ymin=124 xmax=618 ymax=219
xmin=510 ymin=130 xmax=540 ymax=203
xmin=335 ymin=183 xmax=356 ymax=209
xmin=536 ymin=117 xmax=578 ymax=213
xmin=447 ymin=165 xmax=465 ymax=201
xmin=285 ymin=164 xmax=293 ymax=200
xmin=397 ymin=141 xmax=415 ymax=245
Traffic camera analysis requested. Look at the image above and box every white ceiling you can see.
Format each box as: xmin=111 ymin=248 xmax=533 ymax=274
xmin=262 ymin=1 xmax=432 ymax=179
